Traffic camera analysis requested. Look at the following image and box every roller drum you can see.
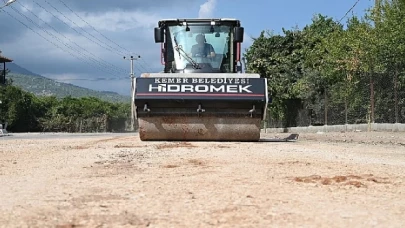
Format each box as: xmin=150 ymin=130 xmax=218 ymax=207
xmin=138 ymin=116 xmax=261 ymax=141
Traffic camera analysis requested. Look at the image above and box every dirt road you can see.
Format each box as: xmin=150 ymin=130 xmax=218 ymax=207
xmin=0 ymin=132 xmax=404 ymax=227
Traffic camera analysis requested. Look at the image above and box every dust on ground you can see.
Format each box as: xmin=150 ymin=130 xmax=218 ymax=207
xmin=0 ymin=131 xmax=404 ymax=227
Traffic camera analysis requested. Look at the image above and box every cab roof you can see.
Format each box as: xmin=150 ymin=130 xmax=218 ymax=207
xmin=157 ymin=18 xmax=241 ymax=27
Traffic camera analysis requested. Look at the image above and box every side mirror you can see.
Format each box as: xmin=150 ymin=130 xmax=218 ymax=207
xmin=234 ymin=27 xmax=244 ymax=43
xmin=154 ymin=27 xmax=164 ymax=43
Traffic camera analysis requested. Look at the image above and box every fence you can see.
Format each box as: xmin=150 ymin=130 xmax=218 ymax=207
xmin=40 ymin=116 xmax=137 ymax=133
xmin=265 ymin=73 xmax=405 ymax=131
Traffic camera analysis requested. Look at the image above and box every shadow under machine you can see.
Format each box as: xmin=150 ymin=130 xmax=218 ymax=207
xmin=133 ymin=18 xmax=269 ymax=141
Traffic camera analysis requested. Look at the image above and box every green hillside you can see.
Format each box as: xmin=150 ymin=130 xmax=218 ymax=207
xmin=7 ymin=73 xmax=131 ymax=103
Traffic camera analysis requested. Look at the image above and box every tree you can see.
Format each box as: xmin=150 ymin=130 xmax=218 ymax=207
xmin=0 ymin=85 xmax=43 ymax=131
xmin=1 ymin=83 xmax=132 ymax=132
xmin=300 ymin=14 xmax=345 ymax=125
xmin=245 ymin=28 xmax=306 ymax=127
xmin=370 ymin=0 xmax=405 ymax=123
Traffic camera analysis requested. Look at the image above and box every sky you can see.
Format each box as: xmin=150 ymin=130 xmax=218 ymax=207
xmin=0 ymin=0 xmax=374 ymax=95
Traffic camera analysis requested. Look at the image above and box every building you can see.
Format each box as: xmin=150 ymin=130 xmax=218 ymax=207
xmin=0 ymin=51 xmax=13 ymax=85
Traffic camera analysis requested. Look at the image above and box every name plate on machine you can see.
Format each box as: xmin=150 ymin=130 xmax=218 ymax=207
xmin=135 ymin=77 xmax=267 ymax=100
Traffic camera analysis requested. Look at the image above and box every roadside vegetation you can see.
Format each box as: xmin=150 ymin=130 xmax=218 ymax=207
xmin=245 ymin=1 xmax=405 ymax=127
xmin=0 ymin=80 xmax=131 ymax=133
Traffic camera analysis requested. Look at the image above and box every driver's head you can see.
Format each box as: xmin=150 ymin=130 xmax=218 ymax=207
xmin=196 ymin=34 xmax=205 ymax=44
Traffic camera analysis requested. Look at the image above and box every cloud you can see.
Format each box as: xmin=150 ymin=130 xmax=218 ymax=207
xmin=198 ymin=0 xmax=217 ymax=18
xmin=0 ymin=0 xmax=202 ymax=95
xmin=43 ymin=72 xmax=91 ymax=82
xmin=56 ymin=0 xmax=199 ymax=13
xmin=61 ymin=10 xmax=160 ymax=32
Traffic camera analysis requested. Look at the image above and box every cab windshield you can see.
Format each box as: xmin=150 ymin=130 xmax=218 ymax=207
xmin=168 ymin=24 xmax=231 ymax=72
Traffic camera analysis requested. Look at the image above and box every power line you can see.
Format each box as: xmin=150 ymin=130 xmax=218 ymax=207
xmin=339 ymin=0 xmax=361 ymax=23
xmin=16 ymin=1 xmax=127 ymax=77
xmin=43 ymin=0 xmax=145 ymax=74
xmin=57 ymin=0 xmax=131 ymax=56
xmin=2 ymin=8 xmax=80 ymax=63
xmin=140 ymin=57 xmax=154 ymax=72
xmin=52 ymin=77 xmax=128 ymax=82
xmin=6 ymin=5 xmax=122 ymax=78
xmin=55 ymin=0 xmax=155 ymax=73
xmin=38 ymin=0 xmax=148 ymax=76
xmin=29 ymin=0 xmax=128 ymax=75
xmin=7 ymin=0 xmax=154 ymax=77
xmin=43 ymin=0 xmax=126 ymax=58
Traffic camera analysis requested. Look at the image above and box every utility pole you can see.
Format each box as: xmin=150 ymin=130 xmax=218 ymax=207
xmin=123 ymin=55 xmax=140 ymax=131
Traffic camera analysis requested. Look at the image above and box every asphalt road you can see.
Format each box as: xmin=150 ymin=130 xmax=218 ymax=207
xmin=0 ymin=132 xmax=299 ymax=142
xmin=0 ymin=132 xmax=135 ymax=140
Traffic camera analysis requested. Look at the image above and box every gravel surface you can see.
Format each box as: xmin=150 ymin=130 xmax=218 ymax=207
xmin=0 ymin=132 xmax=404 ymax=227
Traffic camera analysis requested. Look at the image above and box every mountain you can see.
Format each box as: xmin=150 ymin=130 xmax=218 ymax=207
xmin=6 ymin=63 xmax=42 ymax=77
xmin=5 ymin=63 xmax=131 ymax=103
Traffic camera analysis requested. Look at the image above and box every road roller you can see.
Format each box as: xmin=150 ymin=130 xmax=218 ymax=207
xmin=133 ymin=18 xmax=269 ymax=141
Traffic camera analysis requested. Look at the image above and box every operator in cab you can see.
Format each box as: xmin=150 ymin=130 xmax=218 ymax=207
xmin=191 ymin=34 xmax=216 ymax=59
